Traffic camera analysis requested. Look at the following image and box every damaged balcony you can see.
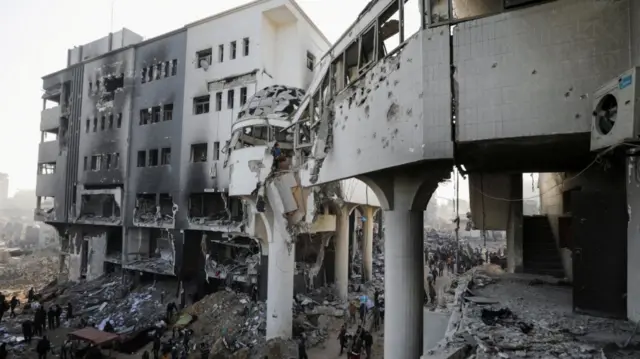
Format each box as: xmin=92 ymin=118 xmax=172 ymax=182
xmin=133 ymin=193 xmax=176 ymax=228
xmin=202 ymin=235 xmax=261 ymax=285
xmin=76 ymin=187 xmax=123 ymax=226
xmin=124 ymin=228 xmax=176 ymax=276
xmin=104 ymin=228 xmax=124 ymax=264
xmin=34 ymin=196 xmax=56 ymax=222
xmin=187 ymin=193 xmax=246 ymax=233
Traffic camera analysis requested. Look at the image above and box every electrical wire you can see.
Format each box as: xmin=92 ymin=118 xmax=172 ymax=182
xmin=468 ymin=143 xmax=629 ymax=202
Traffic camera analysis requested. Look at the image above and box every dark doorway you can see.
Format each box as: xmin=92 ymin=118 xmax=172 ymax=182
xmin=572 ymin=190 xmax=627 ymax=318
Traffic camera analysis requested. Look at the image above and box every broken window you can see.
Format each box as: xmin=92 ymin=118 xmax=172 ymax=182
xmin=159 ymin=193 xmax=174 ymax=218
xmin=240 ymin=87 xmax=247 ymax=106
xmin=38 ymin=162 xmax=56 ymax=175
xmin=90 ymin=155 xmax=101 ymax=171
xmin=379 ymin=2 xmax=401 ymax=55
xmin=306 ymin=51 xmax=315 ymax=71
xmin=108 ymin=113 xmax=114 ymax=129
xmin=105 ymin=153 xmax=112 ymax=170
xmin=230 ymin=41 xmax=237 ymax=60
xmin=93 ymin=118 xmax=97 ymax=132
xmin=194 ymin=95 xmax=210 ymax=115
xmin=85 ymin=119 xmax=90 ymax=133
xmin=344 ymin=41 xmax=359 ymax=85
xmin=171 ymin=59 xmax=178 ymax=76
xmin=149 ymin=149 xmax=159 ymax=166
xmin=243 ymin=37 xmax=250 ymax=56
xmin=161 ymin=147 xmax=171 ymax=165
xmin=215 ymin=92 xmax=222 ymax=112
xmin=218 ymin=44 xmax=224 ymax=63
xmin=147 ymin=67 xmax=154 ymax=83
xmin=197 ymin=48 xmax=212 ymax=68
xmin=191 ymin=143 xmax=208 ymax=163
xmin=430 ymin=0 xmax=502 ymax=25
xmin=188 ymin=193 xmax=227 ymax=219
xmin=79 ymin=192 xmax=120 ymax=220
xmin=100 ymin=116 xmax=105 ymax=131
xmin=135 ymin=193 xmax=156 ymax=222
xmin=113 ymin=153 xmax=120 ymax=168
xmin=155 ymin=64 xmax=162 ymax=80
xmin=213 ymin=142 xmax=220 ymax=161
xmin=151 ymin=106 xmax=161 ymax=123
xmin=117 ymin=113 xmax=122 ymax=128
xmin=141 ymin=68 xmax=147 ymax=84
xmin=83 ymin=156 xmax=88 ymax=171
xmin=227 ymin=90 xmax=235 ymax=110
xmin=96 ymin=80 xmax=101 ymax=92
xmin=164 ymin=104 xmax=173 ymax=121
xmin=332 ymin=55 xmax=345 ymax=92
xmin=163 ymin=61 xmax=169 ymax=78
xmin=104 ymin=74 xmax=125 ymax=93
xmin=137 ymin=150 xmax=146 ymax=167
xmin=359 ymin=25 xmax=376 ymax=70
xmin=140 ymin=108 xmax=150 ymax=125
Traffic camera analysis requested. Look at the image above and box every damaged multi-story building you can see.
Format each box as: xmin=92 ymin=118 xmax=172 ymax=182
xmin=35 ymin=0 xmax=381 ymax=332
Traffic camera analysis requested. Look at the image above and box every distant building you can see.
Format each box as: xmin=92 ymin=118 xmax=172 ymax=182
xmin=0 ymin=173 xmax=8 ymax=207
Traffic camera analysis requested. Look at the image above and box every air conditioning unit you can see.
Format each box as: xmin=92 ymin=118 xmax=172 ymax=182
xmin=591 ymin=67 xmax=640 ymax=151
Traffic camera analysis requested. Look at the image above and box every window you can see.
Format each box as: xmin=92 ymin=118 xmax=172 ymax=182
xmin=38 ymin=162 xmax=56 ymax=175
xmin=88 ymin=81 xmax=93 ymax=93
xmin=140 ymin=109 xmax=150 ymax=125
xmin=149 ymin=149 xmax=159 ymax=166
xmin=306 ymin=51 xmax=315 ymax=71
xmin=240 ymin=87 xmax=248 ymax=106
xmin=191 ymin=143 xmax=208 ymax=163
xmin=243 ymin=38 xmax=250 ymax=56
xmin=108 ymin=114 xmax=114 ymax=129
xmin=161 ymin=147 xmax=171 ymax=165
xmin=163 ymin=61 xmax=169 ymax=78
xmin=171 ymin=59 xmax=178 ymax=76
xmin=164 ymin=104 xmax=173 ymax=121
xmin=155 ymin=64 xmax=162 ymax=80
xmin=100 ymin=116 xmax=105 ymax=131
xmin=151 ymin=106 xmax=161 ymax=123
xmin=196 ymin=48 xmax=212 ymax=68
xmin=194 ymin=95 xmax=210 ymax=115
xmin=113 ymin=153 xmax=120 ymax=169
xmin=215 ymin=92 xmax=222 ymax=112
xmin=218 ymin=44 xmax=224 ymax=63
xmin=93 ymin=118 xmax=97 ymax=132
xmin=86 ymin=119 xmax=90 ymax=133
xmin=430 ymin=0 xmax=502 ymax=25
xmin=105 ymin=154 xmax=112 ymax=170
xmin=230 ymin=41 xmax=237 ymax=60
xmin=137 ymin=151 xmax=146 ymax=167
xmin=227 ymin=90 xmax=235 ymax=110
xmin=141 ymin=68 xmax=147 ymax=83
xmin=213 ymin=142 xmax=220 ymax=161
xmin=147 ymin=66 xmax=153 ymax=83
xmin=90 ymin=155 xmax=101 ymax=171
xmin=117 ymin=113 xmax=122 ymax=128
xmin=83 ymin=156 xmax=88 ymax=171
xmin=96 ymin=79 xmax=101 ymax=92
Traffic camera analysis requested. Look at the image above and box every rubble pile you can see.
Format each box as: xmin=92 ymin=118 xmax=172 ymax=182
xmin=293 ymin=288 xmax=346 ymax=347
xmin=432 ymin=267 xmax=638 ymax=358
xmin=55 ymin=275 xmax=165 ymax=335
xmin=0 ymin=249 xmax=59 ymax=292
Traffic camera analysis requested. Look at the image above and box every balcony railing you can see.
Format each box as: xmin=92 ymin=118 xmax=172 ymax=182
xmin=40 ymin=106 xmax=60 ymax=131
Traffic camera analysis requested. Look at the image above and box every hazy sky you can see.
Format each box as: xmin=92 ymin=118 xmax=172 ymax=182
xmin=0 ymin=0 xmax=537 ymax=202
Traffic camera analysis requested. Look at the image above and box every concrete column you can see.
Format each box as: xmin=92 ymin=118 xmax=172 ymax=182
xmin=385 ymin=208 xmax=424 ymax=358
xmin=266 ymin=215 xmax=295 ymax=339
xmin=507 ymin=174 xmax=524 ymax=273
xmin=362 ymin=206 xmax=374 ymax=282
xmin=335 ymin=207 xmax=350 ymax=300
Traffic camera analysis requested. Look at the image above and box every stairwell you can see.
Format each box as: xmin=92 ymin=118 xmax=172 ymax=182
xmin=523 ymin=215 xmax=565 ymax=278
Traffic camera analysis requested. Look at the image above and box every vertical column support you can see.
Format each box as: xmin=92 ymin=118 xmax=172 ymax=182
xmin=507 ymin=174 xmax=524 ymax=273
xmin=363 ymin=206 xmax=374 ymax=282
xmin=335 ymin=206 xmax=350 ymax=300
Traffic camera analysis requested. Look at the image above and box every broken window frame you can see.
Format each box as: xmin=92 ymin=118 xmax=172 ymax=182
xmin=90 ymin=155 xmax=102 ymax=171
xmin=147 ymin=67 xmax=154 ymax=83
xmin=218 ymin=44 xmax=224 ymax=63
xmin=140 ymin=108 xmax=151 ymax=125
xmin=137 ymin=150 xmax=146 ymax=168
xmin=243 ymin=37 xmax=250 ymax=56
xmin=113 ymin=153 xmax=120 ymax=169
xmin=240 ymin=87 xmax=247 ymax=106
xmin=196 ymin=48 xmax=213 ymax=68
xmin=85 ymin=119 xmax=90 ymax=133
xmin=151 ymin=106 xmax=161 ymax=123
xmin=161 ymin=147 xmax=171 ymax=165
xmin=426 ymin=0 xmax=523 ymax=27
xmin=141 ymin=68 xmax=147 ymax=84
xmin=194 ymin=95 xmax=210 ymax=115
xmin=213 ymin=141 xmax=220 ymax=161
xmin=155 ymin=64 xmax=162 ymax=80
xmin=149 ymin=148 xmax=159 ymax=166
xmin=306 ymin=51 xmax=315 ymax=71
xmin=191 ymin=143 xmax=208 ymax=163
xmin=164 ymin=104 xmax=173 ymax=121
xmin=106 ymin=153 xmax=112 ymax=170
xmin=38 ymin=162 xmax=56 ymax=175
xmin=227 ymin=89 xmax=235 ymax=110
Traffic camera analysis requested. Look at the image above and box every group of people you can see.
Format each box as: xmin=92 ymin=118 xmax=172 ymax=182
xmin=140 ymin=326 xmax=197 ymax=359
xmin=337 ymin=324 xmax=374 ymax=359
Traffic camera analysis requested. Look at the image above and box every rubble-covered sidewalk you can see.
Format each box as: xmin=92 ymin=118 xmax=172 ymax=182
xmin=429 ymin=266 xmax=640 ymax=359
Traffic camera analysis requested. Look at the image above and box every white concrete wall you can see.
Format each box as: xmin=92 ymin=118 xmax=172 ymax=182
xmin=341 ymin=178 xmax=380 ymax=207
xmin=86 ymin=233 xmax=106 ymax=280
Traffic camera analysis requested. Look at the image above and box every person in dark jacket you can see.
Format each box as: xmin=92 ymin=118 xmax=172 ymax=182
xmin=0 ymin=343 xmax=7 ymax=359
xmin=36 ymin=336 xmax=51 ymax=359
xmin=28 ymin=288 xmax=35 ymax=303
xmin=363 ymin=331 xmax=373 ymax=358
xmin=10 ymin=295 xmax=19 ymax=318
xmin=298 ymin=335 xmax=308 ymax=359
xmin=337 ymin=324 xmax=347 ymax=355
xmin=152 ymin=335 xmax=161 ymax=359
xmin=66 ymin=302 xmax=73 ymax=320
xmin=47 ymin=307 xmax=56 ymax=330
xmin=22 ymin=319 xmax=34 ymax=343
